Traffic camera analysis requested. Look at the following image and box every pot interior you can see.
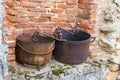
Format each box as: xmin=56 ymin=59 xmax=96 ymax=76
xmin=61 ymin=30 xmax=91 ymax=41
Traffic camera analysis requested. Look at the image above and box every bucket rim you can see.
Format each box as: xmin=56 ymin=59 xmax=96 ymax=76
xmin=55 ymin=37 xmax=91 ymax=43
xmin=16 ymin=34 xmax=55 ymax=45
xmin=56 ymin=31 xmax=92 ymax=43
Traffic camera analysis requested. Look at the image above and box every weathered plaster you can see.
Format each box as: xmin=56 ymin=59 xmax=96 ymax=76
xmin=0 ymin=0 xmax=8 ymax=79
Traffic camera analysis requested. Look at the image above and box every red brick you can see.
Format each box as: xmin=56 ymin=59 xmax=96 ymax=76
xmin=87 ymin=5 xmax=97 ymax=10
xmin=50 ymin=0 xmax=65 ymax=3
xmin=66 ymin=0 xmax=76 ymax=5
xmin=8 ymin=42 xmax=16 ymax=48
xmin=6 ymin=1 xmax=20 ymax=8
xmin=17 ymin=18 xmax=29 ymax=23
xmin=81 ymin=19 xmax=90 ymax=24
xmin=81 ymin=9 xmax=90 ymax=14
xmin=66 ymin=9 xmax=76 ymax=14
xmin=51 ymin=17 xmax=67 ymax=22
xmin=89 ymin=24 xmax=95 ymax=29
xmin=23 ymin=23 xmax=36 ymax=28
xmin=78 ymin=18 xmax=96 ymax=24
xmin=51 ymin=9 xmax=64 ymax=13
xmin=15 ymin=24 xmax=24 ymax=28
xmin=28 ymin=8 xmax=47 ymax=12
xmin=85 ymin=29 xmax=94 ymax=34
xmin=80 ymin=19 xmax=96 ymax=24
xmin=14 ymin=1 xmax=20 ymax=6
xmin=15 ymin=29 xmax=23 ymax=36
xmin=84 ymin=0 xmax=97 ymax=4
xmin=55 ymin=22 xmax=71 ymax=28
xmin=41 ymin=28 xmax=55 ymax=33
xmin=67 ymin=5 xmax=76 ymax=8
xmin=15 ymin=23 xmax=35 ymax=28
xmin=39 ymin=17 xmax=49 ymax=22
xmin=90 ymin=14 xmax=96 ymax=19
xmin=58 ymin=3 xmax=68 ymax=9
xmin=78 ymin=0 xmax=84 ymax=3
xmin=7 ymin=53 xmax=16 ymax=61
xmin=77 ymin=13 xmax=90 ymax=19
xmin=50 ymin=18 xmax=58 ymax=22
xmin=41 ymin=13 xmax=54 ymax=18
xmin=8 ymin=48 xmax=15 ymax=54
xmin=30 ymin=17 xmax=39 ymax=22
xmin=90 ymin=10 xmax=96 ymax=14
xmin=30 ymin=17 xmax=49 ymax=22
xmin=8 ymin=26 xmax=16 ymax=34
xmin=36 ymin=22 xmax=55 ymax=28
xmin=15 ymin=7 xmax=26 ymax=13
xmin=67 ymin=14 xmax=75 ymax=18
xmin=78 ymin=4 xmax=97 ymax=10
xmin=39 ymin=2 xmax=55 ymax=8
xmin=6 ymin=9 xmax=18 ymax=16
xmin=78 ymin=4 xmax=85 ymax=9
xmin=67 ymin=18 xmax=75 ymax=22
xmin=21 ymin=1 xmax=35 ymax=8
xmin=29 ymin=0 xmax=43 ymax=3
xmin=3 ymin=22 xmax=15 ymax=28
xmin=66 ymin=15 xmax=75 ymax=22
xmin=81 ymin=23 xmax=95 ymax=29
xmin=78 ymin=0 xmax=97 ymax=4
xmin=6 ymin=15 xmax=18 ymax=22
xmin=58 ymin=14 xmax=67 ymax=17
xmin=18 ymin=12 xmax=27 ymax=18
xmin=23 ymin=29 xmax=36 ymax=34
xmin=5 ymin=0 xmax=14 ymax=7
xmin=7 ymin=34 xmax=16 ymax=41
xmin=80 ymin=23 xmax=89 ymax=29
xmin=77 ymin=17 xmax=82 ymax=23
xmin=26 ymin=12 xmax=40 ymax=17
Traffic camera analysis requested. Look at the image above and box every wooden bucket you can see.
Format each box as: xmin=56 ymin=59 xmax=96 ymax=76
xmin=15 ymin=34 xmax=55 ymax=66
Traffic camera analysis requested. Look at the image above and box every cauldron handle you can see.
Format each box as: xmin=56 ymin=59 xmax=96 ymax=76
xmin=90 ymin=37 xmax=96 ymax=42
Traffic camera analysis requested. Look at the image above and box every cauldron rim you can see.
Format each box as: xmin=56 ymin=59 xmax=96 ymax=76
xmin=16 ymin=34 xmax=55 ymax=45
xmin=55 ymin=38 xmax=90 ymax=43
xmin=57 ymin=31 xmax=91 ymax=43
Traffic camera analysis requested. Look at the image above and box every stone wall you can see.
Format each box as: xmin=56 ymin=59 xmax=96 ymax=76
xmin=4 ymin=0 xmax=97 ymax=61
xmin=0 ymin=0 xmax=3 ymax=79
xmin=96 ymin=0 xmax=120 ymax=64
xmin=0 ymin=0 xmax=9 ymax=79
xmin=93 ymin=0 xmax=120 ymax=79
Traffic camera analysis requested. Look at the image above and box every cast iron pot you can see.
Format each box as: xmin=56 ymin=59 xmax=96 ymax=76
xmin=53 ymin=30 xmax=95 ymax=64
xmin=15 ymin=34 xmax=55 ymax=66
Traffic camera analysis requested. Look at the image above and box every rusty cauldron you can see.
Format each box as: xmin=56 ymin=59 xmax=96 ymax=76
xmin=15 ymin=34 xmax=55 ymax=66
xmin=53 ymin=29 xmax=95 ymax=64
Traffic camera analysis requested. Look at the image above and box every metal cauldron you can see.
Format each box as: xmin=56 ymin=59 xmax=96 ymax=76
xmin=15 ymin=34 xmax=55 ymax=66
xmin=53 ymin=29 xmax=95 ymax=64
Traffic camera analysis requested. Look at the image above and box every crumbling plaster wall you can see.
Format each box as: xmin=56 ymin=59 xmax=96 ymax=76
xmin=0 ymin=0 xmax=9 ymax=79
xmin=96 ymin=0 xmax=120 ymax=64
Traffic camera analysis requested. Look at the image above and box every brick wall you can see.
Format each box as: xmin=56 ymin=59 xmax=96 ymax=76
xmin=78 ymin=0 xmax=97 ymax=34
xmin=3 ymin=0 xmax=97 ymax=61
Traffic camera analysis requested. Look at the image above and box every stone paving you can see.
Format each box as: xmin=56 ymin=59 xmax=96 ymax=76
xmin=5 ymin=58 xmax=111 ymax=80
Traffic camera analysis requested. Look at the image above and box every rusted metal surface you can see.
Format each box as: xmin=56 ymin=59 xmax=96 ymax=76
xmin=53 ymin=29 xmax=95 ymax=64
xmin=15 ymin=34 xmax=55 ymax=66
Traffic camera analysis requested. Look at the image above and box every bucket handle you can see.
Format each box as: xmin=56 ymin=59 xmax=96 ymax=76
xmin=90 ymin=37 xmax=96 ymax=43
xmin=16 ymin=42 xmax=55 ymax=55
